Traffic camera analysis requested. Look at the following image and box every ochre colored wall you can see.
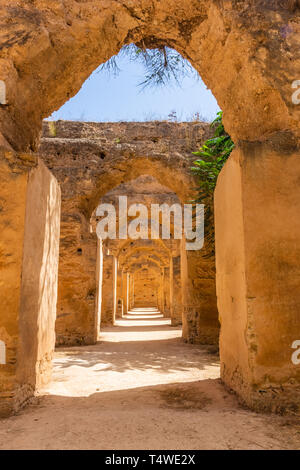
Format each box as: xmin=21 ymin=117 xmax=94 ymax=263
xmin=0 ymin=152 xmax=29 ymax=417
xmin=17 ymin=160 xmax=61 ymax=393
xmin=0 ymin=2 xmax=298 ymax=151
xmin=215 ymin=144 xmax=300 ymax=413
xmin=39 ymin=121 xmax=218 ymax=346
xmin=134 ymin=269 xmax=159 ymax=307
xmin=0 ymin=0 xmax=299 ymax=417
xmin=182 ymin=248 xmax=220 ymax=346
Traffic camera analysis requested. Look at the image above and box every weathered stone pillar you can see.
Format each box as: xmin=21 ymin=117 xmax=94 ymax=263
xmin=215 ymin=143 xmax=300 ymax=413
xmin=112 ymin=256 xmax=118 ymax=322
xmin=132 ymin=274 xmax=135 ymax=309
xmin=122 ymin=271 xmax=128 ymax=315
xmin=128 ymin=273 xmax=135 ymax=310
xmin=169 ymin=258 xmax=174 ymax=320
xmin=164 ymin=266 xmax=171 ymax=316
xmin=55 ymin=215 xmax=98 ymax=346
xmin=160 ymin=268 xmax=165 ymax=315
xmin=0 ymin=155 xmax=60 ymax=417
xmin=116 ymin=267 xmax=123 ymax=318
xmin=171 ymin=256 xmax=183 ymax=326
xmin=157 ymin=271 xmax=162 ymax=313
xmin=101 ymin=251 xmax=114 ymax=325
xmin=95 ymin=238 xmax=103 ymax=340
xmin=127 ymin=273 xmax=131 ymax=311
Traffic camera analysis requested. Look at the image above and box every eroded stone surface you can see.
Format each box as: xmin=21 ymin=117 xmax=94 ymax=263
xmin=215 ymin=143 xmax=300 ymax=414
xmin=0 ymin=1 xmax=299 ymax=418
xmin=0 ymin=156 xmax=61 ymax=417
xmin=0 ymin=1 xmax=299 ymax=150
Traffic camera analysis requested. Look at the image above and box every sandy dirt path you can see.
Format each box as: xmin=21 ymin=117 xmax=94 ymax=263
xmin=0 ymin=309 xmax=299 ymax=450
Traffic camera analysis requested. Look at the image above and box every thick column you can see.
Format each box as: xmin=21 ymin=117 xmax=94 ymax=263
xmin=95 ymin=238 xmax=103 ymax=340
xmin=122 ymin=271 xmax=128 ymax=315
xmin=169 ymin=258 xmax=174 ymax=320
xmin=215 ymin=143 xmax=300 ymax=413
xmin=101 ymin=252 xmax=114 ymax=325
xmin=128 ymin=273 xmax=134 ymax=310
xmin=112 ymin=256 xmax=118 ymax=323
xmin=171 ymin=256 xmax=183 ymax=326
xmin=127 ymin=273 xmax=131 ymax=311
xmin=116 ymin=267 xmax=123 ymax=318
xmin=181 ymin=237 xmax=219 ymax=345
xmin=0 ymin=156 xmax=60 ymax=417
xmin=160 ymin=268 xmax=165 ymax=315
xmin=132 ymin=275 xmax=135 ymax=309
xmin=0 ymin=155 xmax=28 ymax=418
xmin=126 ymin=273 xmax=130 ymax=313
xmin=55 ymin=215 xmax=98 ymax=346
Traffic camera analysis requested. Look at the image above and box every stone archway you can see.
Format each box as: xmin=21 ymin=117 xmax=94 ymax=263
xmin=0 ymin=1 xmax=299 ymax=150
xmin=47 ymin=127 xmax=216 ymax=345
xmin=0 ymin=1 xmax=299 ymax=416
xmin=116 ymin=241 xmax=174 ymax=322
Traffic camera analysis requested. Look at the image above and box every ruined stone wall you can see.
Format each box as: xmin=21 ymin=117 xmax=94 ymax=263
xmin=172 ymin=256 xmax=183 ymax=326
xmin=0 ymin=1 xmax=299 ymax=151
xmin=215 ymin=145 xmax=300 ymax=414
xmin=182 ymin=238 xmax=219 ymax=345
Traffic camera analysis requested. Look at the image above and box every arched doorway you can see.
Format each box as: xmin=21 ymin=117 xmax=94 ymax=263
xmin=0 ymin=2 xmax=299 ymax=416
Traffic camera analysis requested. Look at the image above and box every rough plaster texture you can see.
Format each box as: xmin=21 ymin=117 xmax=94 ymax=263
xmin=0 ymin=156 xmax=60 ymax=417
xmin=0 ymin=0 xmax=299 ymax=416
xmin=215 ymin=144 xmax=300 ymax=414
xmin=98 ymin=174 xmax=184 ymax=326
xmin=0 ymin=1 xmax=299 ymax=150
xmin=17 ymin=160 xmax=61 ymax=393
xmin=0 ymin=152 xmax=29 ymax=417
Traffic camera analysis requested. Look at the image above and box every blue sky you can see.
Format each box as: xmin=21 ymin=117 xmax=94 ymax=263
xmin=47 ymin=51 xmax=220 ymax=122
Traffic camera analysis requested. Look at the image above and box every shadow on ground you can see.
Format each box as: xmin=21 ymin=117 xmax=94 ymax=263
xmin=54 ymin=337 xmax=219 ymax=374
xmin=0 ymin=379 xmax=299 ymax=450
